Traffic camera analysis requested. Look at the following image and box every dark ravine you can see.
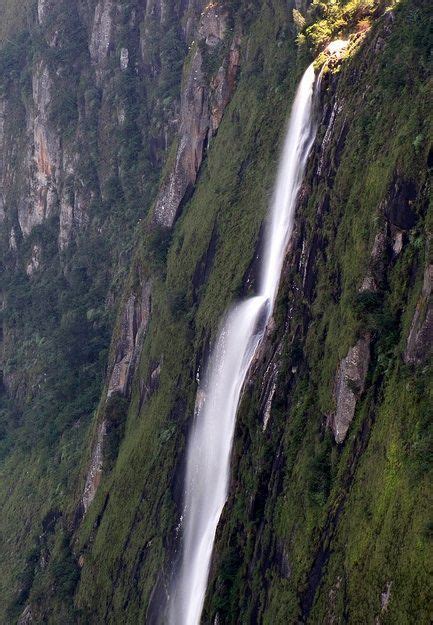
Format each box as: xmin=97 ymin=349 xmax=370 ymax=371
xmin=0 ymin=0 xmax=432 ymax=623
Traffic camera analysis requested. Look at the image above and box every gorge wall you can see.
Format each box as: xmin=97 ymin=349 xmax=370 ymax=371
xmin=0 ymin=0 xmax=432 ymax=623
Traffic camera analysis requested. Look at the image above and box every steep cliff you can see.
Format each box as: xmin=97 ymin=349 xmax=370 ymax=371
xmin=0 ymin=0 xmax=240 ymax=620
xmin=202 ymin=3 xmax=433 ymax=623
xmin=0 ymin=0 xmax=432 ymax=623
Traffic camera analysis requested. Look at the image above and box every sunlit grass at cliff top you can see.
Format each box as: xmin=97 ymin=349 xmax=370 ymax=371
xmin=295 ymin=0 xmax=401 ymax=51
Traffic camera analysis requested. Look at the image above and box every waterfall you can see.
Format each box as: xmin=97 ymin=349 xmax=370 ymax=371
xmin=168 ymin=63 xmax=319 ymax=625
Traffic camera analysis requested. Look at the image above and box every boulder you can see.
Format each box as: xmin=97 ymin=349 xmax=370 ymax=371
xmin=329 ymin=334 xmax=371 ymax=443
xmin=404 ymin=264 xmax=433 ymax=365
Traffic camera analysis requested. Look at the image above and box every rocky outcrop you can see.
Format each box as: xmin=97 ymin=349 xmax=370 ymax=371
xmin=58 ymin=148 xmax=91 ymax=251
xmin=384 ymin=177 xmax=418 ymax=231
xmin=153 ymin=5 xmax=240 ymax=227
xmin=404 ymin=264 xmax=433 ymax=365
xmin=209 ymin=42 xmax=241 ymax=133
xmin=18 ymin=605 xmax=33 ymax=625
xmin=58 ymin=190 xmax=81 ymax=252
xmin=18 ymin=62 xmax=60 ymax=237
xmin=262 ymin=367 xmax=278 ymax=431
xmin=152 ymin=45 xmax=209 ymax=227
xmin=329 ymin=334 xmax=371 ymax=443
xmin=317 ymin=98 xmax=343 ymax=177
xmin=359 ymin=225 xmax=388 ymax=293
xmin=82 ymin=419 xmax=107 ymax=513
xmin=107 ymin=281 xmax=152 ymax=397
xmin=375 ymin=581 xmax=392 ymax=624
xmin=9 ymin=227 xmax=17 ymax=251
xmin=359 ymin=175 xmax=418 ymax=294
xmin=81 ymin=280 xmax=152 ymax=513
xmin=25 ymin=244 xmax=42 ymax=277
xmin=0 ymin=98 xmax=5 ymax=224
xmin=89 ymin=0 xmax=114 ymax=82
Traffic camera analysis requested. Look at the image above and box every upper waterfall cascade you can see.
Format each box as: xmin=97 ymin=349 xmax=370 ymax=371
xmin=168 ymin=63 xmax=319 ymax=625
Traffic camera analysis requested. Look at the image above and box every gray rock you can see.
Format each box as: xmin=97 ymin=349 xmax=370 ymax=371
xmin=404 ymin=264 xmax=433 ymax=365
xmin=392 ymin=230 xmax=404 ymax=255
xmin=89 ymin=0 xmax=114 ymax=81
xmin=359 ymin=226 xmax=388 ymax=292
xmin=82 ymin=419 xmax=107 ymax=513
xmin=329 ymin=335 xmax=371 ymax=443
xmin=82 ymin=280 xmax=152 ymax=512
xmin=108 ymin=281 xmax=152 ymax=397
xmin=153 ymin=7 xmax=240 ymax=228
xmin=120 ymin=47 xmax=129 ymax=71
xmin=153 ymin=46 xmax=209 ymax=227
xmin=18 ymin=61 xmax=61 ymax=238
xmin=25 ymin=244 xmax=42 ymax=277
xmin=18 ymin=605 xmax=33 ymax=625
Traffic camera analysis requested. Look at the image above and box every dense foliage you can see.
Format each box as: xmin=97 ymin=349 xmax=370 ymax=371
xmin=295 ymin=0 xmax=398 ymax=49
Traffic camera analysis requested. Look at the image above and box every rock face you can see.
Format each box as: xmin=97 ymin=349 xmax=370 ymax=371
xmin=37 ymin=0 xmax=52 ymax=24
xmin=108 ymin=282 xmax=152 ymax=397
xmin=152 ymin=46 xmax=209 ymax=227
xmin=153 ymin=5 xmax=240 ymax=227
xmin=329 ymin=335 xmax=371 ymax=443
xmin=18 ymin=605 xmax=33 ymax=625
xmin=25 ymin=244 xmax=42 ymax=277
xmin=18 ymin=61 xmax=60 ymax=237
xmin=359 ymin=226 xmax=388 ymax=293
xmin=404 ymin=264 xmax=433 ymax=365
xmin=82 ymin=419 xmax=107 ymax=513
xmin=2 ymin=0 xmax=204 ymax=256
xmin=89 ymin=0 xmax=114 ymax=82
xmin=81 ymin=281 xmax=152 ymax=513
xmin=58 ymin=185 xmax=89 ymax=251
xmin=385 ymin=178 xmax=418 ymax=230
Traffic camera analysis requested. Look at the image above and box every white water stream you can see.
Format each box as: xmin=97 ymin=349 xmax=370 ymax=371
xmin=168 ymin=63 xmax=319 ymax=625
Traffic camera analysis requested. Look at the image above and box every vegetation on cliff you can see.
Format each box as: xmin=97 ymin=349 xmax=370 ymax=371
xmin=0 ymin=0 xmax=431 ymax=623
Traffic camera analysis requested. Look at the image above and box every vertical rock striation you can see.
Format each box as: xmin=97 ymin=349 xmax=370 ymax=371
xmin=153 ymin=4 xmax=241 ymax=227
xmin=329 ymin=335 xmax=371 ymax=444
xmin=108 ymin=281 xmax=152 ymax=398
xmin=405 ymin=264 xmax=433 ymax=365
xmin=82 ymin=420 xmax=107 ymax=513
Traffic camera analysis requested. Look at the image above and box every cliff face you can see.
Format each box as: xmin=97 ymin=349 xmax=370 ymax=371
xmin=202 ymin=5 xmax=433 ymax=623
xmin=0 ymin=0 xmax=240 ymax=620
xmin=153 ymin=3 xmax=241 ymax=227
xmin=0 ymin=0 xmax=432 ymax=623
